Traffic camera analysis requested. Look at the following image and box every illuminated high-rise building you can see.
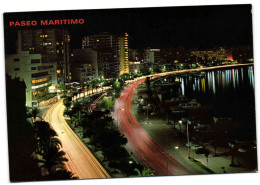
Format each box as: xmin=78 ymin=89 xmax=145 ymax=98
xmin=17 ymin=29 xmax=70 ymax=85
xmin=119 ymin=33 xmax=129 ymax=74
xmin=143 ymin=48 xmax=161 ymax=66
xmin=82 ymin=32 xmax=129 ymax=78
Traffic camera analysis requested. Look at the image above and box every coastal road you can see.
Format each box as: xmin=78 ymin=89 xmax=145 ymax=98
xmin=114 ymin=64 xmax=253 ymax=175
xmin=115 ymin=79 xmax=191 ymax=175
xmin=43 ymin=100 xmax=110 ymax=179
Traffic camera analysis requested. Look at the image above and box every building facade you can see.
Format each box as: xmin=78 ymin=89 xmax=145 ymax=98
xmin=5 ymin=51 xmax=57 ymax=107
xmin=70 ymin=48 xmax=98 ymax=82
xmin=17 ymin=29 xmax=70 ymax=85
xmin=143 ymin=49 xmax=161 ymax=66
xmin=82 ymin=32 xmax=129 ymax=78
xmin=129 ymin=61 xmax=141 ymax=74
xmin=119 ymin=33 xmax=129 ymax=74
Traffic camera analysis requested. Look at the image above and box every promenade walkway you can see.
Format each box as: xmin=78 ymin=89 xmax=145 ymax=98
xmin=131 ymin=84 xmax=252 ymax=174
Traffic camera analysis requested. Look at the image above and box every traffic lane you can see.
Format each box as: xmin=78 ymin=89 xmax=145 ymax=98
xmin=44 ymin=100 xmax=110 ymax=179
xmin=115 ymin=80 xmax=191 ymax=175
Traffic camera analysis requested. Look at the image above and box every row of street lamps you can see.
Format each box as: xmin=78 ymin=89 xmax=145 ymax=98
xmin=175 ymin=120 xmax=191 ymax=158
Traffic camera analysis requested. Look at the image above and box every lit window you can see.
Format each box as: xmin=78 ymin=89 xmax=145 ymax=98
xmin=31 ymin=77 xmax=51 ymax=84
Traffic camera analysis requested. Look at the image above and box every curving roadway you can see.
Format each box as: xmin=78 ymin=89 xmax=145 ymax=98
xmin=114 ymin=64 xmax=253 ymax=176
xmin=43 ymin=100 xmax=110 ymax=179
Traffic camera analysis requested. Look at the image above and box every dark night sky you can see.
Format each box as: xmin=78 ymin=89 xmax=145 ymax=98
xmin=4 ymin=4 xmax=253 ymax=53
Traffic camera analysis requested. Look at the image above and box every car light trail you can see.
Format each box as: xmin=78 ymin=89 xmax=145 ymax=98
xmin=114 ymin=64 xmax=252 ymax=176
xmin=43 ymin=100 xmax=110 ymax=179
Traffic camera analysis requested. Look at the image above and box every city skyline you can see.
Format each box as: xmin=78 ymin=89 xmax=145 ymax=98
xmin=4 ymin=4 xmax=253 ymax=54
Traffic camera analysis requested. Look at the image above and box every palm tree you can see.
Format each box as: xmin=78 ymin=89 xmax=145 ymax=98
xmin=49 ymin=169 xmax=78 ymax=180
xmin=77 ymin=89 xmax=83 ymax=99
xmin=72 ymin=91 xmax=78 ymax=101
xmin=47 ymin=137 xmax=62 ymax=150
xmin=134 ymin=168 xmax=155 ymax=177
xmin=95 ymin=85 xmax=99 ymax=94
xmin=63 ymin=98 xmax=71 ymax=111
xmin=64 ymin=108 xmax=73 ymax=120
xmin=85 ymin=82 xmax=91 ymax=96
xmin=36 ymin=137 xmax=62 ymax=156
xmin=72 ymin=111 xmax=84 ymax=128
xmin=26 ymin=111 xmax=33 ymax=123
xmin=39 ymin=146 xmax=68 ymax=175
xmin=60 ymin=85 xmax=67 ymax=94
xmin=90 ymin=80 xmax=97 ymax=94
xmin=33 ymin=121 xmax=58 ymax=154
xmin=113 ymin=80 xmax=120 ymax=90
xmin=103 ymin=79 xmax=109 ymax=90
xmin=31 ymin=107 xmax=42 ymax=122
xmin=81 ymin=82 xmax=86 ymax=98
xmin=145 ymin=77 xmax=151 ymax=88
xmin=98 ymin=77 xmax=104 ymax=92
xmin=71 ymin=101 xmax=82 ymax=113
xmin=33 ymin=121 xmax=57 ymax=137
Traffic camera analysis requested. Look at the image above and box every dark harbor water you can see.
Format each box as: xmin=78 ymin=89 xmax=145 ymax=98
xmin=179 ymin=66 xmax=254 ymax=99
xmin=175 ymin=66 xmax=256 ymax=138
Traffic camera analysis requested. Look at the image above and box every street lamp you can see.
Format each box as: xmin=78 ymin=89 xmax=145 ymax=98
xmin=186 ymin=122 xmax=191 ymax=158
xmin=178 ymin=120 xmax=182 ymax=132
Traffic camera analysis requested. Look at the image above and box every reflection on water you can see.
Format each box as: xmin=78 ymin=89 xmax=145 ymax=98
xmin=173 ymin=65 xmax=255 ymax=132
xmin=168 ymin=66 xmax=255 ymax=127
xmin=179 ymin=66 xmax=254 ymax=97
